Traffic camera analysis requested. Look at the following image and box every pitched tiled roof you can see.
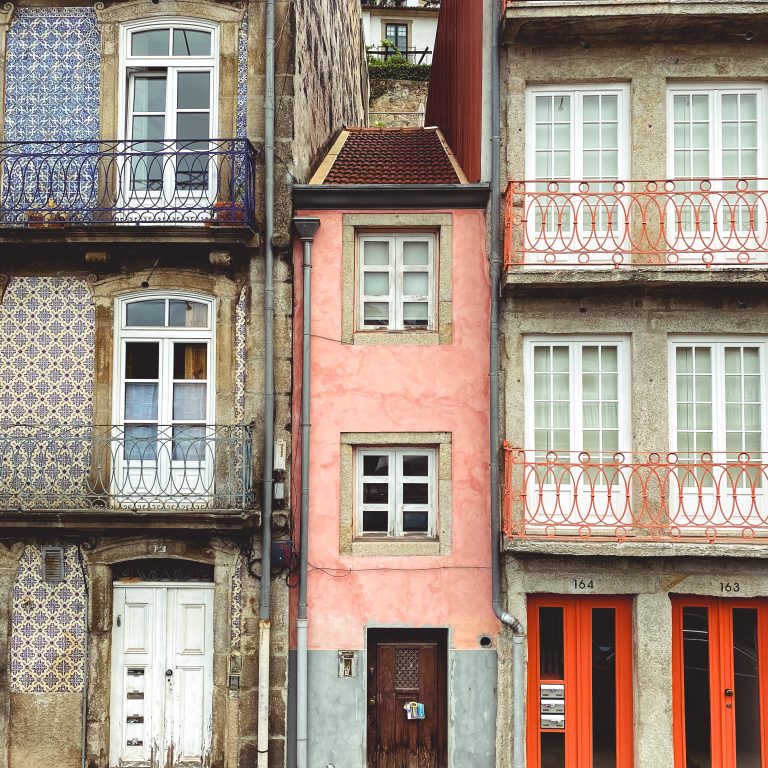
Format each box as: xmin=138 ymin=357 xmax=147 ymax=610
xmin=312 ymin=127 xmax=466 ymax=185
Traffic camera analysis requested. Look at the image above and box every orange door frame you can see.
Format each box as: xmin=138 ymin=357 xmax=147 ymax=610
xmin=672 ymin=596 xmax=768 ymax=768
xmin=527 ymin=595 xmax=634 ymax=768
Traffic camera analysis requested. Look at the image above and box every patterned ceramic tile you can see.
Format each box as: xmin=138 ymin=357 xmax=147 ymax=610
xmin=10 ymin=545 xmax=86 ymax=693
xmin=230 ymin=560 xmax=243 ymax=651
xmin=0 ymin=278 xmax=95 ymax=508
xmin=235 ymin=287 xmax=247 ymax=423
xmin=237 ymin=13 xmax=248 ymax=140
xmin=4 ymin=8 xmax=100 ymax=142
xmin=0 ymin=277 xmax=94 ymax=426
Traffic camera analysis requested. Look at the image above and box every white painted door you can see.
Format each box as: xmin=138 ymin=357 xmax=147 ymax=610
xmin=110 ymin=584 xmax=214 ymax=767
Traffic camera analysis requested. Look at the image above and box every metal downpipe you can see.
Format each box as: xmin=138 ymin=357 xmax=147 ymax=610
xmin=292 ymin=217 xmax=320 ymax=768
xmin=489 ymin=3 xmax=526 ymax=768
xmin=257 ymin=0 xmax=276 ymax=764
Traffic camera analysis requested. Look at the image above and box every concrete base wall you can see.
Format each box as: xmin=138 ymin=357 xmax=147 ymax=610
xmin=300 ymin=648 xmax=498 ymax=768
xmin=9 ymin=693 xmax=81 ymax=768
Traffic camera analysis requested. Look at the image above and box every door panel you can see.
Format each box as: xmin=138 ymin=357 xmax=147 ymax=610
xmin=672 ymin=597 xmax=768 ymax=768
xmin=367 ymin=630 xmax=447 ymax=768
xmin=527 ymin=596 xmax=633 ymax=768
xmin=110 ymin=584 xmax=213 ymax=768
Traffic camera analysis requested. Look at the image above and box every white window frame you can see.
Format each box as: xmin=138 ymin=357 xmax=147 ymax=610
xmin=357 ymin=233 xmax=436 ymax=331
xmin=523 ymin=336 xmax=632 ymax=458
xmin=118 ymin=19 xmax=220 ymax=212
xmin=668 ymin=336 xmax=768 ymax=457
xmin=112 ymin=293 xmax=216 ymax=502
xmin=355 ymin=447 xmax=437 ymax=538
xmin=525 ymin=84 xmax=631 ymax=182
xmin=666 ymin=84 xmax=768 ymax=181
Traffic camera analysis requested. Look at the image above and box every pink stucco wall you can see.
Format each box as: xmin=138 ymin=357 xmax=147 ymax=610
xmin=292 ymin=208 xmax=497 ymax=651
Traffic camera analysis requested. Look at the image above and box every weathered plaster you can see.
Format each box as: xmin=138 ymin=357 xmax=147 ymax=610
xmin=292 ymin=208 xmax=495 ymax=652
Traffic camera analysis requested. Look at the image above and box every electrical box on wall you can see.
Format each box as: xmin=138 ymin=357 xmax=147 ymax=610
xmin=271 ymin=540 xmax=293 ymax=568
xmin=338 ymin=650 xmax=358 ymax=678
xmin=274 ymin=439 xmax=287 ymax=471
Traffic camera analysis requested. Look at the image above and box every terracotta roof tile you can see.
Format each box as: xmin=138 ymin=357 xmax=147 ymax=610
xmin=320 ymin=127 xmax=463 ymax=185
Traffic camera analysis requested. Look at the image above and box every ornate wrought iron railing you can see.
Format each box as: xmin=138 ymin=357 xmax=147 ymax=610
xmin=503 ymin=446 xmax=768 ymax=542
xmin=504 ymin=179 xmax=768 ymax=267
xmin=0 ymin=424 xmax=254 ymax=511
xmin=0 ymin=139 xmax=257 ymax=227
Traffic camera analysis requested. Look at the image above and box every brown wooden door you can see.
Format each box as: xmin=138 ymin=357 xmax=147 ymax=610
xmin=367 ymin=629 xmax=447 ymax=768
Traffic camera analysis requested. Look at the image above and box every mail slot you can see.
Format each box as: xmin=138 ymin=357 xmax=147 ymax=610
xmin=541 ymin=714 xmax=565 ymax=730
xmin=540 ymin=698 xmax=564 ymax=714
xmin=540 ymin=683 xmax=564 ymax=699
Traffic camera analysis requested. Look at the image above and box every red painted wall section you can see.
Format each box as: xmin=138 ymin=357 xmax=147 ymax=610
xmin=425 ymin=0 xmax=484 ymax=182
xmin=291 ymin=208 xmax=496 ymax=652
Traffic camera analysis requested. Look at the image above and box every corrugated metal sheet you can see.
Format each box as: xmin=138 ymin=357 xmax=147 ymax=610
xmin=425 ymin=0 xmax=484 ymax=182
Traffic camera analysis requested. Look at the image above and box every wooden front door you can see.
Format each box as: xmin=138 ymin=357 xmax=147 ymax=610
xmin=367 ymin=629 xmax=447 ymax=768
xmin=109 ymin=584 xmax=214 ymax=767
xmin=672 ymin=596 xmax=768 ymax=768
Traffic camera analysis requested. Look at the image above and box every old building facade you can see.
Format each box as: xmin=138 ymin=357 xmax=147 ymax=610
xmin=0 ymin=2 xmax=364 ymax=767
xmin=290 ymin=128 xmax=495 ymax=767
xmin=497 ymin=1 xmax=768 ymax=767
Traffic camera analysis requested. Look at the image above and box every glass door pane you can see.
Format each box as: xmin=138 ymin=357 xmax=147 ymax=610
xmin=592 ymin=608 xmax=617 ymax=768
xmin=682 ymin=607 xmax=712 ymax=768
xmin=733 ymin=608 xmax=761 ymax=768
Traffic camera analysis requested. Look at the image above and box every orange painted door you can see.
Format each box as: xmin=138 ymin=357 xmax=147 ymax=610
xmin=527 ymin=596 xmax=634 ymax=768
xmin=672 ymin=597 xmax=768 ymax=768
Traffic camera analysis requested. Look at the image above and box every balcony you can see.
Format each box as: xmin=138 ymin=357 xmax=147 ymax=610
xmin=500 ymin=0 xmax=768 ymax=45
xmin=0 ymin=139 xmax=257 ymax=241
xmin=503 ymin=446 xmax=768 ymax=546
xmin=367 ymin=46 xmax=433 ymax=65
xmin=0 ymin=424 xmax=255 ymax=528
xmin=504 ymin=179 xmax=768 ymax=285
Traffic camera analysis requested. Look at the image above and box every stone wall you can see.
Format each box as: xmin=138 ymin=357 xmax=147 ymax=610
xmin=369 ymin=77 xmax=428 ymax=127
xmin=292 ymin=0 xmax=367 ymax=181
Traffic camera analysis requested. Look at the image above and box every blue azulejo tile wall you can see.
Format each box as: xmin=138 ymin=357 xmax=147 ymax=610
xmin=4 ymin=8 xmax=100 ymax=142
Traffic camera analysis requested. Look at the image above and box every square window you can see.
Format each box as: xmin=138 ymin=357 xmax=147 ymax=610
xmin=340 ymin=433 xmax=451 ymax=556
xmin=357 ymin=447 xmax=436 ymax=537
xmin=358 ymin=234 xmax=435 ymax=332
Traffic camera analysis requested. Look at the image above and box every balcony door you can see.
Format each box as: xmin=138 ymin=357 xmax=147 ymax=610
xmin=673 ymin=597 xmax=768 ymax=768
xmin=524 ymin=338 xmax=631 ymax=532
xmin=122 ymin=22 xmax=218 ymax=221
xmin=669 ymin=339 xmax=767 ymax=532
xmin=524 ymin=85 xmax=630 ymax=265
xmin=667 ymin=86 xmax=767 ymax=263
xmin=114 ymin=296 xmax=215 ymax=508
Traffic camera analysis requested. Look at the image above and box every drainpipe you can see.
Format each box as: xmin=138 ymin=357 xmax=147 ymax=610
xmin=76 ymin=544 xmax=90 ymax=768
xmin=489 ymin=4 xmax=526 ymax=768
xmin=258 ymin=0 xmax=276 ymax=764
xmin=292 ymin=216 xmax=321 ymax=768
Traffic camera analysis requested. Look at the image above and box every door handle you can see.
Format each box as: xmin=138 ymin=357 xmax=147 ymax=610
xmin=165 ymin=668 xmax=173 ymax=678
xmin=368 ymin=698 xmax=376 ymax=708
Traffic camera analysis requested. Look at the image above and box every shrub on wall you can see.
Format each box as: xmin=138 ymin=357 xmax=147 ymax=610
xmin=367 ymin=61 xmax=431 ymax=81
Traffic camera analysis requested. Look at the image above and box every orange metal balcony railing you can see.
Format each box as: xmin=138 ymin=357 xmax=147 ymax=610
xmin=503 ymin=446 xmax=768 ymax=543
xmin=504 ymin=179 xmax=768 ymax=268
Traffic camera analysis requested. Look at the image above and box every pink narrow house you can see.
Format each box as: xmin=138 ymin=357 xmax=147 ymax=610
xmin=290 ymin=127 xmax=496 ymax=767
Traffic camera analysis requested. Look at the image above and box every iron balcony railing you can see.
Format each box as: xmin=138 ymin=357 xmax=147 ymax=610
xmin=505 ymin=179 xmax=768 ymax=268
xmin=0 ymin=138 xmax=257 ymax=228
xmin=0 ymin=424 xmax=254 ymax=511
xmin=503 ymin=447 xmax=768 ymax=543
xmin=367 ymin=46 xmax=433 ymax=64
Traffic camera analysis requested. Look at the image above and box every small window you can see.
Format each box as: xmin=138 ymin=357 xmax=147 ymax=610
xmin=356 ymin=447 xmax=436 ymax=537
xmin=358 ymin=234 xmax=435 ymax=331
xmin=384 ymin=23 xmax=408 ymax=51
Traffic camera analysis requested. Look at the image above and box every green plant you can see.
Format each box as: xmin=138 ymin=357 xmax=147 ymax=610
xmin=367 ymin=62 xmax=431 ymax=81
